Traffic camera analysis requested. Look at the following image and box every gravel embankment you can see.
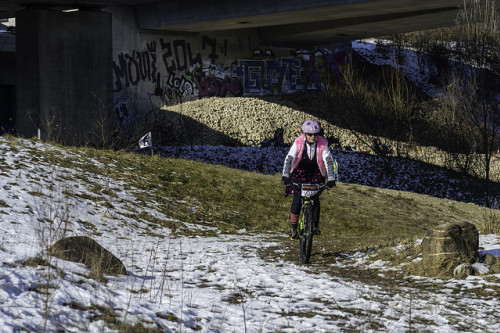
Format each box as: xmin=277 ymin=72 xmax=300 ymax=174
xmin=160 ymin=96 xmax=499 ymax=182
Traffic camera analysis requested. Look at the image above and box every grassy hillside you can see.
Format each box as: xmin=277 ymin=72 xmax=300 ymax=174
xmin=4 ymin=135 xmax=499 ymax=332
xmin=6 ymin=135 xmax=494 ymax=257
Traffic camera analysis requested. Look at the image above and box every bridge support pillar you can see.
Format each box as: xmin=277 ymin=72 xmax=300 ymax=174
xmin=16 ymin=8 xmax=113 ymax=145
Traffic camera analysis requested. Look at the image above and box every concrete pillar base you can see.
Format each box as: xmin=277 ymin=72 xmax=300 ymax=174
xmin=16 ymin=8 xmax=113 ymax=145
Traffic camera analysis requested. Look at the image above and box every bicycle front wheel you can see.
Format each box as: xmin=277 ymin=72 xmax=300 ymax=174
xmin=299 ymin=204 xmax=314 ymax=263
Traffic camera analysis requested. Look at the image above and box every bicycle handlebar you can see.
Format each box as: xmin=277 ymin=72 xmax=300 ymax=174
xmin=291 ymin=182 xmax=331 ymax=190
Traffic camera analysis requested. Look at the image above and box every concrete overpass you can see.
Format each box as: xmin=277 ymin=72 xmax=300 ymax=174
xmin=0 ymin=0 xmax=491 ymax=144
xmin=0 ymin=0 xmax=471 ymax=46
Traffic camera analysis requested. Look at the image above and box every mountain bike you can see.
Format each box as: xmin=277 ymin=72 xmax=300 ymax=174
xmin=292 ymin=182 xmax=329 ymax=264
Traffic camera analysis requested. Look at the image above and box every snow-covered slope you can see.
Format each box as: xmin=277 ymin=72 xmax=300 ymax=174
xmin=1 ymin=137 xmax=499 ymax=332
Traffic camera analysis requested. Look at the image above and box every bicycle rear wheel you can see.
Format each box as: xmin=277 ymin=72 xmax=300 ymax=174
xmin=299 ymin=204 xmax=314 ymax=263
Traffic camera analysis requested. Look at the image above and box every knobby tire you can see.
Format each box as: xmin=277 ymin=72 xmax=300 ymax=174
xmin=299 ymin=204 xmax=314 ymax=263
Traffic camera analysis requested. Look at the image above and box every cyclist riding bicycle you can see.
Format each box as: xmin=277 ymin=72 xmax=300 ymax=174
xmin=282 ymin=120 xmax=336 ymax=239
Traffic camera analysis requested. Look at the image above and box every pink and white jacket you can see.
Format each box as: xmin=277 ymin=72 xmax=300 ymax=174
xmin=282 ymin=134 xmax=335 ymax=181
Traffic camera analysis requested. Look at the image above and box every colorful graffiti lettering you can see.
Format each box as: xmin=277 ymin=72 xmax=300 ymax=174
xmin=167 ymin=73 xmax=195 ymax=96
xmin=231 ymin=58 xmax=303 ymax=94
xmin=113 ymin=35 xmax=350 ymax=114
xmin=193 ymin=72 xmax=243 ymax=97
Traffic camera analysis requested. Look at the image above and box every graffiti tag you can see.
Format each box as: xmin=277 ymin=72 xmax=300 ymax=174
xmin=193 ymin=72 xmax=243 ymax=97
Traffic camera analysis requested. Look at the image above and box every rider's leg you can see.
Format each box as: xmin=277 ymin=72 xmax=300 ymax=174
xmin=289 ymin=192 xmax=301 ymax=238
xmin=290 ymin=213 xmax=299 ymax=237
xmin=313 ymin=198 xmax=321 ymax=235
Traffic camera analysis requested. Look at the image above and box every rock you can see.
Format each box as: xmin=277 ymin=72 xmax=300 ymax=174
xmin=421 ymin=221 xmax=479 ymax=276
xmin=482 ymin=254 xmax=500 ymax=274
xmin=453 ymin=263 xmax=474 ymax=278
xmin=49 ymin=236 xmax=127 ymax=277
xmin=483 ymin=254 xmax=497 ymax=266
xmin=490 ymin=262 xmax=500 ymax=274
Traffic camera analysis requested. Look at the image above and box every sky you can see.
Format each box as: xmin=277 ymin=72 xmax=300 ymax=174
xmin=0 ymin=40 xmax=499 ymax=332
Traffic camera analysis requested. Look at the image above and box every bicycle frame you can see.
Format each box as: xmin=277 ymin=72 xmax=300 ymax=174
xmin=292 ymin=182 xmax=327 ymax=263
xmin=298 ymin=193 xmax=318 ymax=236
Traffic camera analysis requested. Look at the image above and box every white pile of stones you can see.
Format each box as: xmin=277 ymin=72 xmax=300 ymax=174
xmin=161 ymin=96 xmax=499 ymax=182
xmin=164 ymin=96 xmax=353 ymax=147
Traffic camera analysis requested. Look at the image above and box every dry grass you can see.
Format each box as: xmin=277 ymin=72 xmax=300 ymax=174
xmin=17 ymin=136 xmax=496 ymax=256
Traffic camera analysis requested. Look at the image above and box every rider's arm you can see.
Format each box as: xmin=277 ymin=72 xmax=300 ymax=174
xmin=282 ymin=142 xmax=298 ymax=178
xmin=322 ymin=145 xmax=336 ymax=182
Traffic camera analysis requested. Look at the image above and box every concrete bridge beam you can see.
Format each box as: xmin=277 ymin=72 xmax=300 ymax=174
xmin=134 ymin=0 xmax=463 ymax=45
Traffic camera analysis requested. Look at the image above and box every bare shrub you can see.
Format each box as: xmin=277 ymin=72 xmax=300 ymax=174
xmin=481 ymin=209 xmax=500 ymax=234
xmin=324 ymin=55 xmax=425 ymax=157
xmin=86 ymin=92 xmax=119 ymax=149
xmin=380 ymin=0 xmax=500 ymax=206
xmin=448 ymin=0 xmax=499 ymax=206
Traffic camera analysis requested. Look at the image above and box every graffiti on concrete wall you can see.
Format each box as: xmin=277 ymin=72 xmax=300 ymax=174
xmin=193 ymin=71 xmax=243 ymax=97
xmin=113 ymin=35 xmax=349 ymax=119
xmin=113 ymin=41 xmax=160 ymax=92
xmin=114 ymin=101 xmax=129 ymax=126
xmin=166 ymin=73 xmax=195 ymax=98
xmin=231 ymin=58 xmax=303 ymax=94
xmin=159 ymin=38 xmax=203 ymax=73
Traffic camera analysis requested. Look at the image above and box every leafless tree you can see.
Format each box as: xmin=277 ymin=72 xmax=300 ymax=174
xmin=449 ymin=0 xmax=500 ymax=206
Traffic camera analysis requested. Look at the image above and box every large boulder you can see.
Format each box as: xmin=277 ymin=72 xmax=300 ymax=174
xmin=422 ymin=221 xmax=479 ymax=276
xmin=49 ymin=236 xmax=127 ymax=278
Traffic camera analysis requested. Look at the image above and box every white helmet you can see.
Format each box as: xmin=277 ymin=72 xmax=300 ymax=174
xmin=302 ymin=120 xmax=320 ymax=134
